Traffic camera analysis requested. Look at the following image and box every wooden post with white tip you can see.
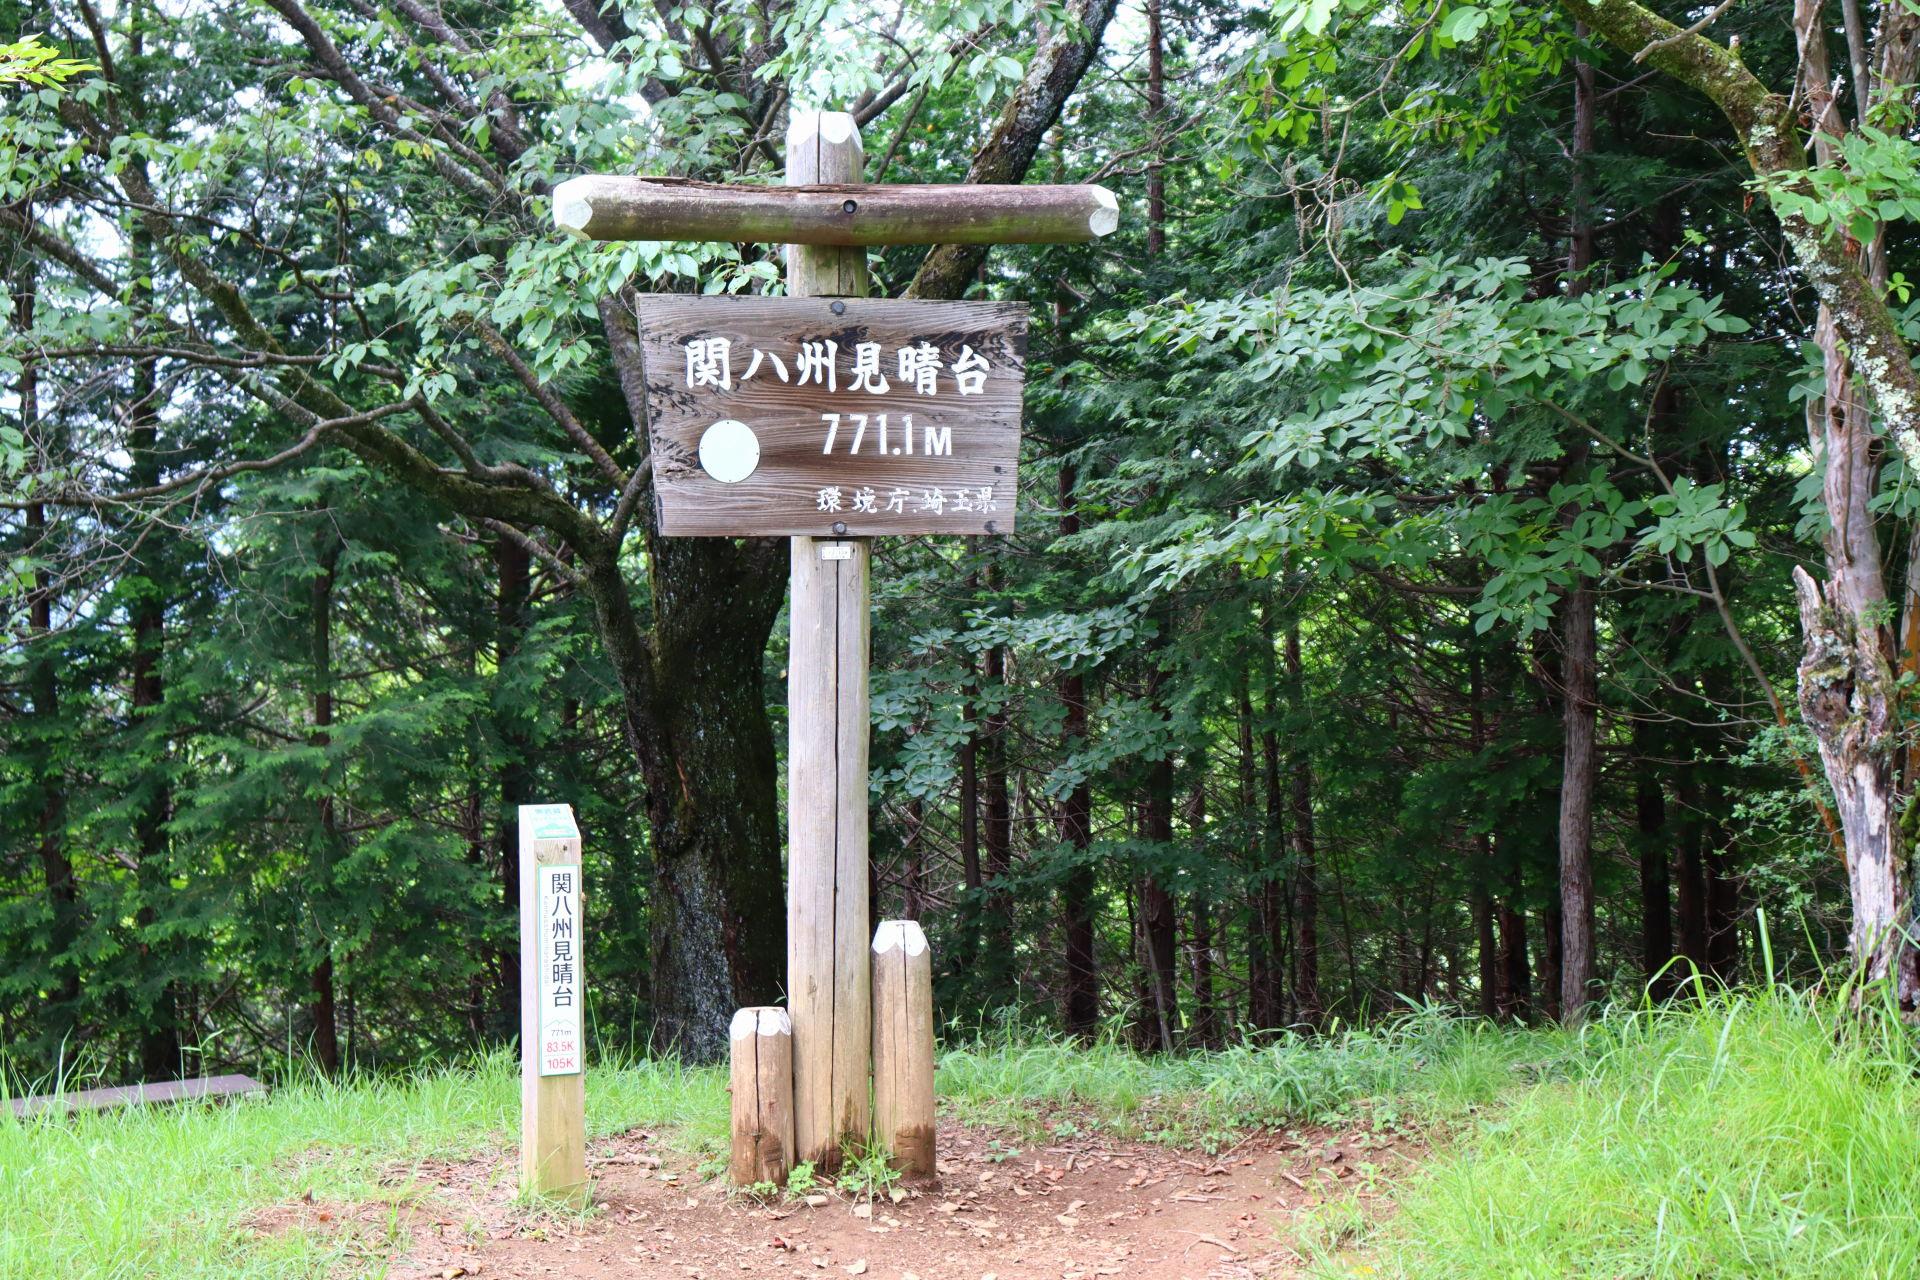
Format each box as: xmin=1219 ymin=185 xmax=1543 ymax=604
xmin=519 ymin=803 xmax=587 ymax=1205
xmin=872 ymin=919 xmax=937 ymax=1184
xmin=729 ymin=1007 xmax=797 ymax=1188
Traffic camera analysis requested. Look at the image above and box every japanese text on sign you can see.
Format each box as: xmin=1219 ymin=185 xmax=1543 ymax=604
xmin=636 ymin=295 xmax=1027 ymax=537
xmin=537 ymin=864 xmax=582 ymax=1076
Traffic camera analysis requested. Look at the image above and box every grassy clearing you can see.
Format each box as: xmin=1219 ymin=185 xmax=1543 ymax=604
xmin=1357 ymin=987 xmax=1920 ymax=1280
xmin=0 ymin=1014 xmax=1516 ymax=1279
xmin=15 ymin=993 xmax=1913 ymax=1280
xmin=0 ymin=1053 xmax=723 ymax=1280
xmin=937 ymin=1008 xmax=1551 ymax=1146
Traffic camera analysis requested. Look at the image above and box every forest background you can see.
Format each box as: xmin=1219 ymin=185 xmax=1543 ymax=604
xmin=2 ymin=0 xmax=1916 ymax=1084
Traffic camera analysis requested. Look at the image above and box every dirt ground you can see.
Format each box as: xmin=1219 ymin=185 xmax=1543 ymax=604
xmin=261 ymin=1117 xmax=1412 ymax=1280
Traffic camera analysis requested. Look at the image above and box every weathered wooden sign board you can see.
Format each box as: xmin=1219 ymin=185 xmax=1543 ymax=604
xmin=635 ymin=294 xmax=1028 ymax=537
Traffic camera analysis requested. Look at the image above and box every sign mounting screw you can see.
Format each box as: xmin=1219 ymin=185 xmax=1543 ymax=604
xmin=830 ymin=300 xmax=846 ymax=315
xmin=832 ymin=521 xmax=848 ymax=535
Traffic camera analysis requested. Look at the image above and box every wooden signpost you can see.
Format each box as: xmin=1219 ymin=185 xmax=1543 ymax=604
xmin=632 ymin=294 xmax=1027 ymax=537
xmin=519 ymin=802 xmax=587 ymax=1204
xmin=555 ymin=109 xmax=1116 ymax=1179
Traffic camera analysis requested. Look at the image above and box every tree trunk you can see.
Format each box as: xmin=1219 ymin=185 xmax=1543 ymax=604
xmin=1674 ymin=768 xmax=1709 ymax=979
xmin=1567 ymin=0 xmax=1920 ymax=1015
xmin=596 ymin=534 xmax=789 ymax=1059
xmin=1470 ymin=650 xmax=1499 ymax=1019
xmin=1260 ymin=627 xmax=1291 ymax=1025
xmin=494 ymin=533 xmax=532 ymax=1039
xmin=1557 ymin=581 xmax=1598 ymax=1022
xmin=1145 ymin=0 xmax=1166 ymax=258
xmin=1141 ymin=758 xmax=1180 ymax=1051
xmin=1241 ymin=663 xmax=1282 ymax=1028
xmin=1555 ymin=52 xmax=1600 ymax=1025
xmin=1057 ymin=467 xmax=1099 ymax=1038
xmin=129 ymin=318 xmax=182 ymax=1080
xmin=1186 ymin=769 xmax=1218 ymax=1048
xmin=309 ymin=536 xmax=343 ymax=1077
xmin=1540 ymin=898 xmax=1563 ymax=1023
xmin=1497 ymin=895 xmax=1531 ymax=1021
xmin=1286 ymin=624 xmax=1321 ymax=1025
xmin=16 ymin=268 xmax=80 ymax=1033
xmin=981 ymin=581 xmax=1014 ymax=997
xmin=1636 ymin=762 xmax=1675 ymax=1000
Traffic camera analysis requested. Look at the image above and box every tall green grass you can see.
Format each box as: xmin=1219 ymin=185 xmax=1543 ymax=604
xmin=936 ymin=1007 xmax=1550 ymax=1140
xmin=1370 ymin=986 xmax=1920 ymax=1279
xmin=0 ymin=1052 xmax=725 ymax=1280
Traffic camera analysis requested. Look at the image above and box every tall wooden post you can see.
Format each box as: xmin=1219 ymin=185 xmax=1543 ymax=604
xmin=786 ymin=109 xmax=873 ymax=1171
xmin=872 ymin=920 xmax=937 ymax=1183
xmin=519 ymin=803 xmax=587 ymax=1204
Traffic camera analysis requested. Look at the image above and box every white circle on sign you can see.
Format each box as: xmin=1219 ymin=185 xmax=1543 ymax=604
xmin=698 ymin=419 xmax=760 ymax=484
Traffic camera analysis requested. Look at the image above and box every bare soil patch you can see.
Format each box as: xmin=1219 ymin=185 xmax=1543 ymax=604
xmin=287 ymin=1117 xmax=1413 ymax=1280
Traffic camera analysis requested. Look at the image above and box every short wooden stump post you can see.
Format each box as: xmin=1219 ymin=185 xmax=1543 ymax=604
xmin=872 ymin=920 xmax=937 ymax=1185
xmin=729 ymin=1006 xmax=796 ymax=1188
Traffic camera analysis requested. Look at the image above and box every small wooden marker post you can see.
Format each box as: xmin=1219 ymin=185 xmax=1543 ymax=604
xmin=519 ymin=802 xmax=587 ymax=1204
xmin=729 ymin=1006 xmax=796 ymax=1187
xmin=554 ymin=106 xmax=1116 ymax=1175
xmin=871 ymin=920 xmax=937 ymax=1184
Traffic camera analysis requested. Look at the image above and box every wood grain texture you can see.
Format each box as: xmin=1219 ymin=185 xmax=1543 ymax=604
xmin=552 ymin=175 xmax=1119 ymax=245
xmin=788 ymin=535 xmax=873 ymax=1169
xmin=729 ymin=1007 xmax=796 ymax=1187
xmin=519 ymin=804 xmax=587 ymax=1205
xmin=872 ymin=920 xmax=938 ymax=1185
xmin=636 ymin=293 xmax=1026 ymax=537
xmin=787 ymin=112 xmax=873 ymax=1174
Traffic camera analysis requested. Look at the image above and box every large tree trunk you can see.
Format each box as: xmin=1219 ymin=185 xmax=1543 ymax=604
xmin=591 ymin=534 xmax=789 ymax=1060
xmin=1782 ymin=5 xmax=1915 ymax=1004
xmin=1286 ymin=624 xmax=1321 ymax=1025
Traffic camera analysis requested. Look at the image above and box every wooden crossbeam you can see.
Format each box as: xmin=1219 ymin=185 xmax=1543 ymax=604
xmin=552 ymin=175 xmax=1117 ymax=245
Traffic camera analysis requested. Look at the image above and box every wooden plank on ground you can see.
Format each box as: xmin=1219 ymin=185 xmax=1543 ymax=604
xmin=7 ymin=1074 xmax=266 ymax=1118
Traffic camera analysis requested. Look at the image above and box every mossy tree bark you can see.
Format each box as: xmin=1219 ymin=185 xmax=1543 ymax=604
xmin=1562 ymin=0 xmax=1920 ymax=1005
